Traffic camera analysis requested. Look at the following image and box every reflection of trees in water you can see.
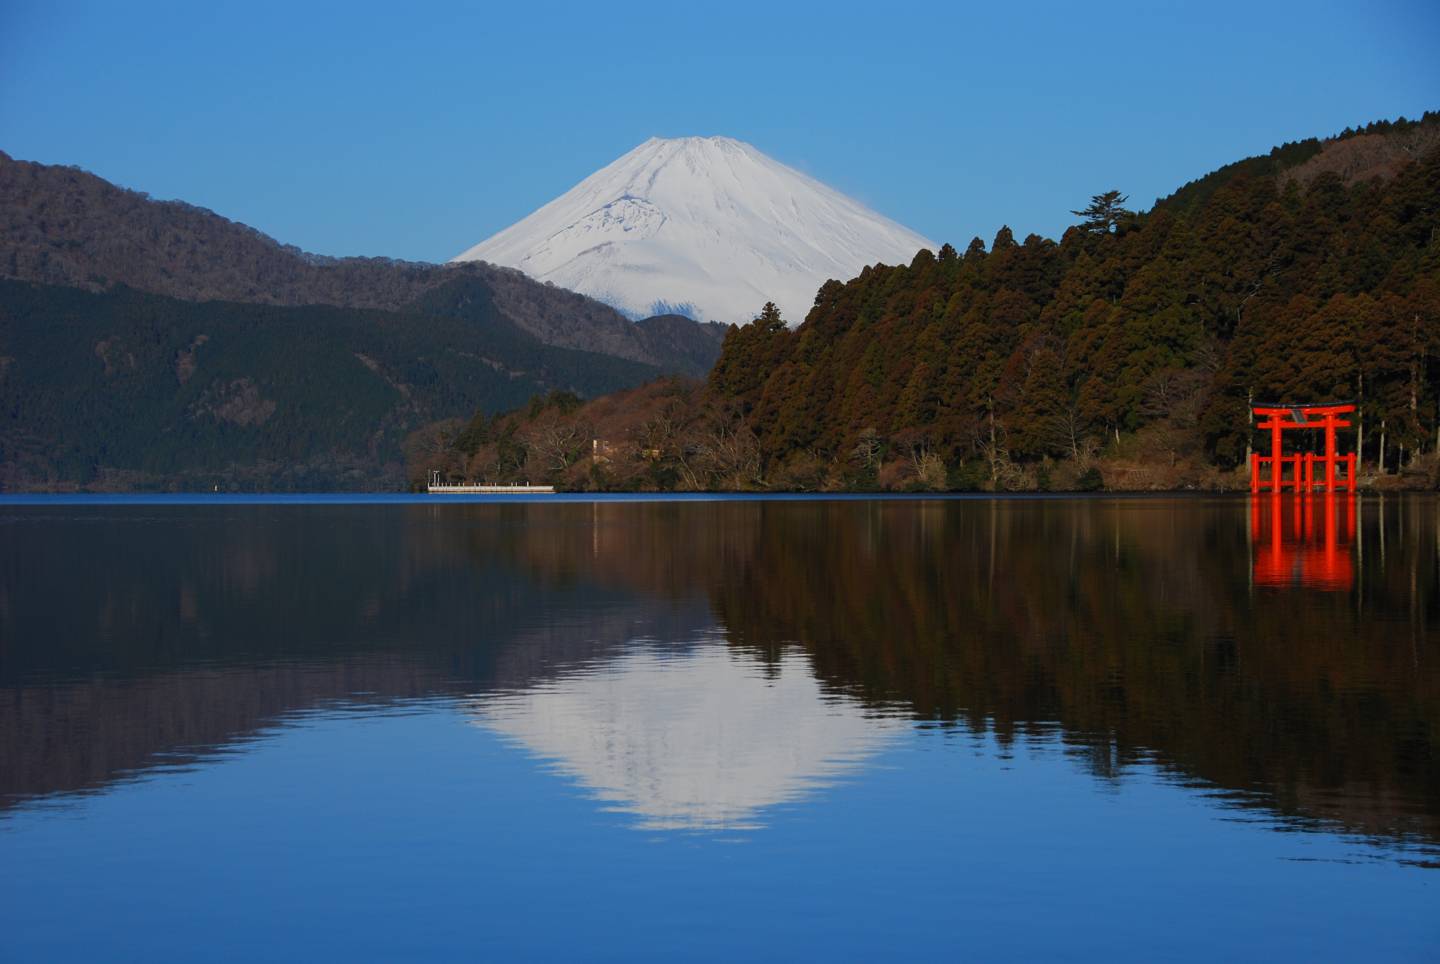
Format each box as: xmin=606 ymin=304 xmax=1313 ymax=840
xmin=0 ymin=657 xmax=444 ymax=805
xmin=700 ymin=498 xmax=1440 ymax=846
xmin=479 ymin=498 xmax=1440 ymax=845
xmin=0 ymin=505 xmax=715 ymax=806
xmin=445 ymin=497 xmax=1440 ymax=845
xmin=467 ymin=501 xmax=761 ymax=604
xmin=2 ymin=498 xmax=1437 ymax=849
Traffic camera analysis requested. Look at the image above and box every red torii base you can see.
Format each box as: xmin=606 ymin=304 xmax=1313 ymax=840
xmin=1250 ymin=403 xmax=1357 ymax=494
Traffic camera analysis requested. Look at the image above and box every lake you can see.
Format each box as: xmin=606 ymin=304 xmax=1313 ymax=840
xmin=2 ymin=494 xmax=1437 ymax=961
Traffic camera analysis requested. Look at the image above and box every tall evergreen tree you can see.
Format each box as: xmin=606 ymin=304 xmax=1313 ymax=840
xmin=1071 ymin=190 xmax=1135 ymax=234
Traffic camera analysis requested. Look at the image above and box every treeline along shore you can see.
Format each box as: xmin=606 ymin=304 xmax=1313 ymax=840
xmin=412 ymin=114 xmax=1440 ymax=493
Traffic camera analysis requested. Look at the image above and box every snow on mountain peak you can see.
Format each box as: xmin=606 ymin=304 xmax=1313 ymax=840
xmin=452 ymin=136 xmax=935 ymax=326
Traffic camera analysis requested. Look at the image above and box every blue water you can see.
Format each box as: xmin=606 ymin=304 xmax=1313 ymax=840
xmin=6 ymin=703 xmax=1433 ymax=961
xmin=1 ymin=496 xmax=1436 ymax=960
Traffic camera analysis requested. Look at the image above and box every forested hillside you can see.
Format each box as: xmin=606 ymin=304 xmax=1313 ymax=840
xmin=419 ymin=114 xmax=1440 ymax=492
xmin=0 ymin=281 xmax=660 ymax=490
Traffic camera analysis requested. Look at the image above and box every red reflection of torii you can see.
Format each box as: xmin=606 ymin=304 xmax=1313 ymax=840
xmin=1250 ymin=494 xmax=1355 ymax=592
xmin=1250 ymin=403 xmax=1357 ymax=493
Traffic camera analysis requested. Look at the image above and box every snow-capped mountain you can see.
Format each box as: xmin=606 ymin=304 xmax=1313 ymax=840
xmin=452 ymin=136 xmax=935 ymax=326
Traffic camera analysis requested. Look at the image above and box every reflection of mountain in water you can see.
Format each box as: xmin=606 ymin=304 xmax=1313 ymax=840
xmin=2 ymin=497 xmax=1437 ymax=852
xmin=471 ymin=638 xmax=906 ymax=830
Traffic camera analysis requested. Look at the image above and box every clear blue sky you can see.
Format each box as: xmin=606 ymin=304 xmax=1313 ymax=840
xmin=2 ymin=0 xmax=1435 ymax=262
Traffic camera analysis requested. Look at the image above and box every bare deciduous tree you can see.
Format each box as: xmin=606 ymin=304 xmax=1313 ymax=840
xmin=695 ymin=410 xmax=763 ymax=489
xmin=852 ymin=427 xmax=883 ymax=469
xmin=1043 ymin=404 xmax=1090 ymax=460
xmin=521 ymin=412 xmax=585 ymax=474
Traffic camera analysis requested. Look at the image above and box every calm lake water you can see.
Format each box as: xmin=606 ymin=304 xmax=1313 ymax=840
xmin=2 ymin=494 xmax=1437 ymax=961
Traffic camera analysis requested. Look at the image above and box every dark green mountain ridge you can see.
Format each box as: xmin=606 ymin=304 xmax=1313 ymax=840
xmin=0 ymin=279 xmax=660 ymax=490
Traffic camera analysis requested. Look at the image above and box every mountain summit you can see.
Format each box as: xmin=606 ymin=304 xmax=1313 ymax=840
xmin=452 ymin=136 xmax=934 ymax=325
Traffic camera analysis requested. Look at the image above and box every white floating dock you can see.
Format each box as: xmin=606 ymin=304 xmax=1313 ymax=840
xmin=427 ymin=482 xmax=556 ymax=495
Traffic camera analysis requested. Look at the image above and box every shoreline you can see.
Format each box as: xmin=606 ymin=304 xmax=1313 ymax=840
xmin=0 ymin=489 xmax=1433 ymax=506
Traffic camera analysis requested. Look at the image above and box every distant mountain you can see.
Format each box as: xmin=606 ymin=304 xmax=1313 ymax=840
xmin=0 ymin=279 xmax=662 ymax=490
xmin=453 ymin=136 xmax=934 ymax=326
xmin=0 ymin=151 xmax=725 ymax=375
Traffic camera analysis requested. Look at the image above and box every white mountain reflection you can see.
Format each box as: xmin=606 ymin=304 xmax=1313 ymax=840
xmin=467 ymin=635 xmax=909 ymax=831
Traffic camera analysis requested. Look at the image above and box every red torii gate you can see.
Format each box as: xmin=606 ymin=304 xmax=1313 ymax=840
xmin=1250 ymin=402 xmax=1356 ymax=493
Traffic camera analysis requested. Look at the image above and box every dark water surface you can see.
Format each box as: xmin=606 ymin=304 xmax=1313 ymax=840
xmin=2 ymin=495 xmax=1437 ymax=961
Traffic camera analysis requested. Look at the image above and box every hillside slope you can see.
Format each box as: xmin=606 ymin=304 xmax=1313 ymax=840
xmin=0 ymin=151 xmax=725 ymax=374
xmin=1157 ymin=113 xmax=1440 ymax=214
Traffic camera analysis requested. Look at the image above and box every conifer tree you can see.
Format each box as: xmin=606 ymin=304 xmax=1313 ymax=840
xmin=757 ymin=301 xmax=785 ymax=332
xmin=1071 ymin=190 xmax=1135 ymax=234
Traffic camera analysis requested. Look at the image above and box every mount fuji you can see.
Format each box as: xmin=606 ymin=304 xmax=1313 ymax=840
xmin=452 ymin=136 xmax=935 ymax=326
